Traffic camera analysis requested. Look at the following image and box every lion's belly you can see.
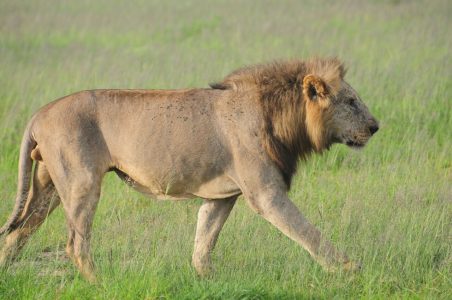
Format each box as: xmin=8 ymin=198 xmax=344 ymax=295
xmin=190 ymin=175 xmax=241 ymax=199
xmin=115 ymin=168 xmax=241 ymax=200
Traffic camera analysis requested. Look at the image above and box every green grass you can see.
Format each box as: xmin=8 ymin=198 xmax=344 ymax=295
xmin=0 ymin=0 xmax=451 ymax=299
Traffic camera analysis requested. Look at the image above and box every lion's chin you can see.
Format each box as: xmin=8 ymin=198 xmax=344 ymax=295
xmin=345 ymin=140 xmax=366 ymax=149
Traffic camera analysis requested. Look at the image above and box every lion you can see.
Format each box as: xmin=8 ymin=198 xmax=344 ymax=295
xmin=0 ymin=57 xmax=378 ymax=282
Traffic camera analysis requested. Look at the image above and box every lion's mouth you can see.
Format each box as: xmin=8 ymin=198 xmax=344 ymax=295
xmin=336 ymin=133 xmax=371 ymax=149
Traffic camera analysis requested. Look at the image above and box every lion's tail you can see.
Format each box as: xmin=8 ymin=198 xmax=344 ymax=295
xmin=0 ymin=119 xmax=37 ymax=236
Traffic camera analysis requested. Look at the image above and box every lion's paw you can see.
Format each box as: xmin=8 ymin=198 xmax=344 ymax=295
xmin=321 ymin=259 xmax=362 ymax=273
xmin=343 ymin=260 xmax=362 ymax=272
xmin=192 ymin=257 xmax=214 ymax=277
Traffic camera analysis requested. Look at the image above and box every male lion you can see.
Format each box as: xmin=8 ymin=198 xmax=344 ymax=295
xmin=0 ymin=58 xmax=378 ymax=282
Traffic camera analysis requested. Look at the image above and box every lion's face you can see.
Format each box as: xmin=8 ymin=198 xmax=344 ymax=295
xmin=303 ymin=75 xmax=378 ymax=150
xmin=328 ymin=81 xmax=379 ymax=148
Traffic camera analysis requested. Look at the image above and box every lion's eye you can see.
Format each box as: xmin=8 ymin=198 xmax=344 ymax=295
xmin=347 ymin=98 xmax=357 ymax=107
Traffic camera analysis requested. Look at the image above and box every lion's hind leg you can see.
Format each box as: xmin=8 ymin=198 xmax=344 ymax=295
xmin=53 ymin=171 xmax=103 ymax=284
xmin=0 ymin=162 xmax=60 ymax=267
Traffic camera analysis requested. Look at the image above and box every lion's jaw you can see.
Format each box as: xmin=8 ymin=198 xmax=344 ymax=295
xmin=328 ymin=82 xmax=379 ymax=150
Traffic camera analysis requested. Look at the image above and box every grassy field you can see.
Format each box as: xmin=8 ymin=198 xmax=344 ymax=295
xmin=0 ymin=0 xmax=450 ymax=299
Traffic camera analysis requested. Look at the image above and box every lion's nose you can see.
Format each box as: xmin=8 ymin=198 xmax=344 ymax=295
xmin=369 ymin=125 xmax=379 ymax=135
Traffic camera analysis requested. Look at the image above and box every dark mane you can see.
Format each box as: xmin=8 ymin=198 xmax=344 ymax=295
xmin=211 ymin=58 xmax=346 ymax=187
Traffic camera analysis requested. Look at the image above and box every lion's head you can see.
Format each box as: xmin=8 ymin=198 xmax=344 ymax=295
xmin=211 ymin=57 xmax=379 ymax=186
xmin=302 ymin=66 xmax=379 ymax=150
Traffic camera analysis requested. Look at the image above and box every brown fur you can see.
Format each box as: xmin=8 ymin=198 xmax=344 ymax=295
xmin=211 ymin=57 xmax=346 ymax=186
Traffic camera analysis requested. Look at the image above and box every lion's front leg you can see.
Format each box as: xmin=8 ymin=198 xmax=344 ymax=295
xmin=192 ymin=196 xmax=237 ymax=276
xmin=245 ymin=189 xmax=359 ymax=272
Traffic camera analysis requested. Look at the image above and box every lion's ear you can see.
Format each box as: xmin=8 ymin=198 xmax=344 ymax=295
xmin=302 ymin=74 xmax=329 ymax=102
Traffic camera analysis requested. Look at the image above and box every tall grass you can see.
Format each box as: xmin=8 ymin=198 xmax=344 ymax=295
xmin=0 ymin=0 xmax=450 ymax=298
